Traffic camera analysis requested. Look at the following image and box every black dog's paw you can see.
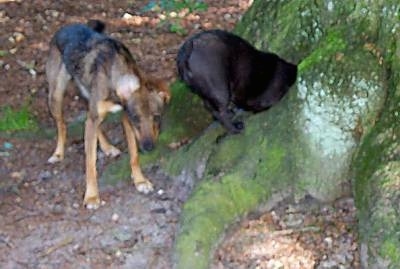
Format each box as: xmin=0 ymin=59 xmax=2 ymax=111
xmin=216 ymin=121 xmax=244 ymax=143
xmin=225 ymin=121 xmax=244 ymax=135
xmin=233 ymin=121 xmax=244 ymax=131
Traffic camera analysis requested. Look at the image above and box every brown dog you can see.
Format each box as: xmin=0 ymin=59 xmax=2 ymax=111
xmin=46 ymin=20 xmax=170 ymax=209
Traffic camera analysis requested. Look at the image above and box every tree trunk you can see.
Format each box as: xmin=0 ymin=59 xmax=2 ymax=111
xmin=162 ymin=1 xmax=400 ymax=268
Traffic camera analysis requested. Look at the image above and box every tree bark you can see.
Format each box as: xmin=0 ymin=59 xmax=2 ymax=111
xmin=164 ymin=1 xmax=400 ymax=268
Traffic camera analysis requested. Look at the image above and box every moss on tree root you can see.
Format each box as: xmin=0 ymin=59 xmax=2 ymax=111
xmin=96 ymin=1 xmax=400 ymax=268
xmin=170 ymin=1 xmax=400 ymax=268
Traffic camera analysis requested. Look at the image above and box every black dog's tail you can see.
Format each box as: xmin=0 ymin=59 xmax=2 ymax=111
xmin=87 ymin=19 xmax=106 ymax=33
xmin=176 ymin=40 xmax=194 ymax=82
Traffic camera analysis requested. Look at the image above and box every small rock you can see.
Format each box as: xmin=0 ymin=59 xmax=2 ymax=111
xmin=267 ymin=259 xmax=284 ymax=268
xmin=157 ymin=189 xmax=164 ymax=195
xmin=324 ymin=236 xmax=333 ymax=248
xmin=11 ymin=171 xmax=24 ymax=179
xmin=122 ymin=12 xmax=133 ymax=20
xmin=52 ymin=204 xmax=65 ymax=214
xmin=38 ymin=170 xmax=52 ymax=181
xmin=29 ymin=69 xmax=37 ymax=78
xmin=319 ymin=259 xmax=338 ymax=268
xmin=3 ymin=142 xmax=13 ymax=150
xmin=48 ymin=10 xmax=59 ymax=18
xmin=113 ymin=228 xmax=132 ymax=242
xmin=112 ymin=213 xmax=119 ymax=222
xmin=224 ymin=13 xmax=232 ymax=21
xmin=333 ymin=253 xmax=347 ymax=264
xmin=13 ymin=32 xmax=25 ymax=43
xmin=151 ymin=207 xmax=166 ymax=214
xmin=283 ymin=213 xmax=304 ymax=228
xmin=115 ymin=249 xmax=122 ymax=258
xmin=0 ymin=151 xmax=10 ymax=157
xmin=8 ymin=36 xmax=15 ymax=44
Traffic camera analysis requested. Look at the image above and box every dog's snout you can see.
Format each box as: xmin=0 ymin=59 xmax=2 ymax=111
xmin=142 ymin=139 xmax=154 ymax=152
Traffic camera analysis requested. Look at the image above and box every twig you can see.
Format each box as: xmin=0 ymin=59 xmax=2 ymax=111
xmin=0 ymin=236 xmax=14 ymax=248
xmin=39 ymin=237 xmax=74 ymax=257
xmin=270 ymin=226 xmax=320 ymax=237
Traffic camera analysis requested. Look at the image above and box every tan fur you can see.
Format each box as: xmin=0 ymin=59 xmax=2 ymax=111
xmin=46 ymin=28 xmax=170 ymax=209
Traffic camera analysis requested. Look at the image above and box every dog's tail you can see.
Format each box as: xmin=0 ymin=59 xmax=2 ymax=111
xmin=176 ymin=39 xmax=194 ymax=82
xmin=87 ymin=19 xmax=106 ymax=33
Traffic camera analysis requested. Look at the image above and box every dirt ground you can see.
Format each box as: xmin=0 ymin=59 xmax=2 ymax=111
xmin=0 ymin=1 xmax=359 ymax=268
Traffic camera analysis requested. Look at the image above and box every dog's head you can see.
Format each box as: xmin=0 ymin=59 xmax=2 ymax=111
xmin=117 ymin=75 xmax=170 ymax=152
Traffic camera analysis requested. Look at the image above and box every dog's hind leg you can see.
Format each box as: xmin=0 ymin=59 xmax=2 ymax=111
xmin=83 ymin=113 xmax=102 ymax=209
xmin=47 ymin=46 xmax=71 ymax=163
xmin=121 ymin=113 xmax=154 ymax=194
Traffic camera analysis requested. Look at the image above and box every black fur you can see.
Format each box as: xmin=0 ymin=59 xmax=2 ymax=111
xmin=177 ymin=29 xmax=297 ymax=133
xmin=87 ymin=19 xmax=106 ymax=33
xmin=52 ymin=22 xmax=135 ymax=84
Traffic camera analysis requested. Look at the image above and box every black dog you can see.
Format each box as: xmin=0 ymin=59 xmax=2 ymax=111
xmin=177 ymin=29 xmax=297 ymax=134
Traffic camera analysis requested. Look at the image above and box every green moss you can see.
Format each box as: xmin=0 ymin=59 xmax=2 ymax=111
xmin=298 ymin=29 xmax=347 ymax=72
xmin=162 ymin=80 xmax=212 ymax=141
xmin=205 ymin=134 xmax=247 ymax=177
xmin=163 ymin=125 xmax=222 ymax=176
xmin=380 ymin=239 xmax=400 ymax=267
xmin=173 ymin=106 xmax=294 ymax=268
xmin=176 ymin=171 xmax=272 ymax=269
xmin=262 ymin=144 xmax=286 ymax=174
xmin=0 ymin=104 xmax=38 ymax=132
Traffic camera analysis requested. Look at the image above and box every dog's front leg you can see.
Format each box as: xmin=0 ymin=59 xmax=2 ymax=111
xmin=97 ymin=101 xmax=123 ymax=158
xmin=210 ymin=107 xmax=244 ymax=134
xmin=121 ymin=113 xmax=154 ymax=194
xmin=83 ymin=116 xmax=101 ymax=209
xmin=203 ymin=100 xmax=243 ymax=134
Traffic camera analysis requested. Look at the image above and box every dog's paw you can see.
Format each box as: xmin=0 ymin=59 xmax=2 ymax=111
xmin=135 ymin=180 xmax=154 ymax=194
xmin=103 ymin=146 xmax=121 ymax=158
xmin=83 ymin=195 xmax=101 ymax=210
xmin=233 ymin=121 xmax=244 ymax=131
xmin=48 ymin=154 xmax=63 ymax=163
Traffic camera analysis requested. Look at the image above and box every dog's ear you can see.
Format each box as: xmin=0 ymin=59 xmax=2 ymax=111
xmin=116 ymin=75 xmax=140 ymax=100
